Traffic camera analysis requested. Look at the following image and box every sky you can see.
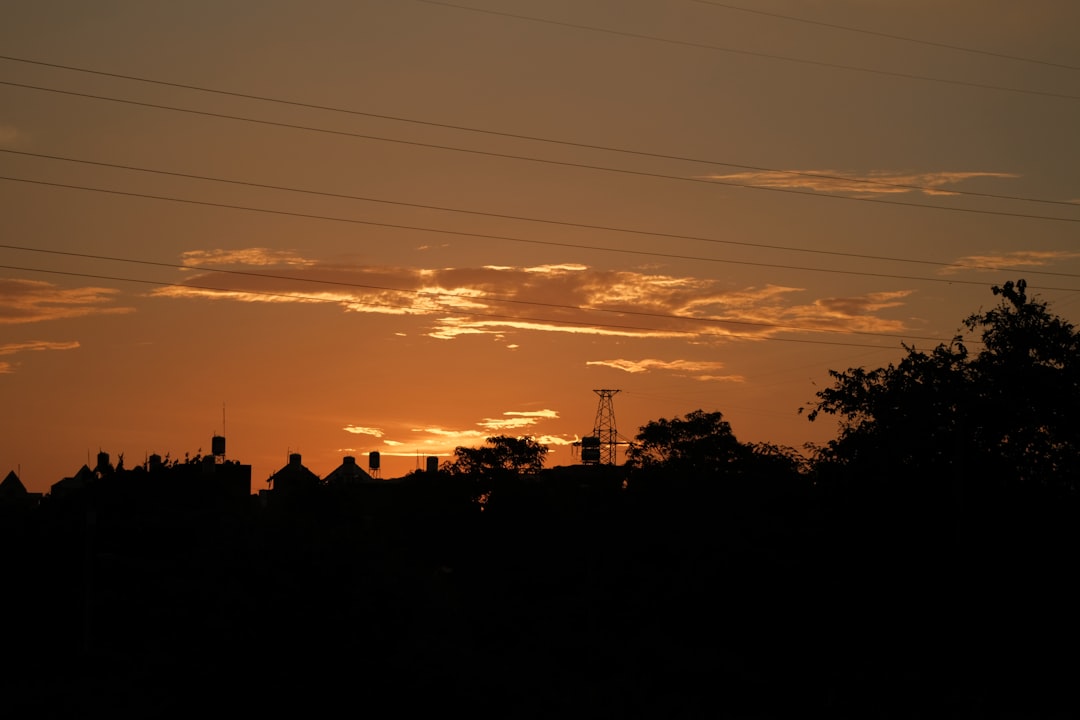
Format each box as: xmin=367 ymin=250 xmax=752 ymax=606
xmin=3 ymin=0 xmax=1079 ymax=493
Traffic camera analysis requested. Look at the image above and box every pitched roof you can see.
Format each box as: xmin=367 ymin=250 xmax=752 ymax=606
xmin=51 ymin=464 xmax=95 ymax=495
xmin=0 ymin=470 xmax=27 ymax=497
xmin=268 ymin=453 xmax=320 ymax=492
xmin=324 ymin=456 xmax=375 ymax=485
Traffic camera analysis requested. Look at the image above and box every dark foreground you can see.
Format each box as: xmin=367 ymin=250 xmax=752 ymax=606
xmin=2 ymin=469 xmax=1077 ymax=718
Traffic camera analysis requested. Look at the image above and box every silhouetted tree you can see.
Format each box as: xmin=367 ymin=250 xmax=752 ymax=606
xmin=444 ymin=435 xmax=549 ymax=478
xmin=625 ymin=409 xmax=746 ymax=478
xmin=806 ymin=280 xmax=1080 ymax=492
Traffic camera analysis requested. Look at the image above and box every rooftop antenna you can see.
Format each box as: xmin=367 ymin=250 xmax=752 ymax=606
xmin=212 ymin=402 xmax=227 ymax=463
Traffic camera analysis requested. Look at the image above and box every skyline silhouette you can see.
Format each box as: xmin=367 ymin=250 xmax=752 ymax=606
xmin=4 ymin=3 xmax=1079 ymax=713
xmin=4 ymin=1 xmax=1080 ymax=493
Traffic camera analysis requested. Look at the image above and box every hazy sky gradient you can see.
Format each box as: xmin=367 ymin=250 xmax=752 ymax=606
xmin=3 ymin=1 xmax=1079 ymax=491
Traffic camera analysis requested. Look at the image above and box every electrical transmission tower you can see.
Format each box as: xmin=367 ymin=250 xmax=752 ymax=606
xmin=592 ymin=389 xmax=621 ymax=465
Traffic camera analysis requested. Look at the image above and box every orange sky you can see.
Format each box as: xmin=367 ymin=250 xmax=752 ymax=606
xmin=3 ymin=1 xmax=1080 ymax=493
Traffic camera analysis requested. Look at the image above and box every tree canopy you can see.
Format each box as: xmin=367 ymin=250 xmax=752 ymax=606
xmin=625 ymin=409 xmax=745 ymax=477
xmin=806 ymin=280 xmax=1080 ymax=491
xmin=444 ymin=435 xmax=549 ymax=478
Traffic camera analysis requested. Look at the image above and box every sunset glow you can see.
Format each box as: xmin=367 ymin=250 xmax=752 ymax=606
xmin=3 ymin=1 xmax=1078 ymax=491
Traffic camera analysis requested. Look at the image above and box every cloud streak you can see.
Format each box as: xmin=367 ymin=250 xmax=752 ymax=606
xmin=343 ymin=425 xmax=384 ymax=437
xmin=152 ymin=249 xmax=914 ymax=341
xmin=703 ymin=169 xmax=1019 ymax=198
xmin=0 ymin=279 xmax=135 ymax=324
xmin=940 ymin=250 xmax=1080 ymax=274
xmin=586 ymin=358 xmax=744 ymax=382
xmin=478 ymin=409 xmax=561 ymax=432
xmin=181 ymin=248 xmax=316 ymax=268
xmin=390 ymin=408 xmax=575 ymax=456
xmin=0 ymin=339 xmax=81 ymax=373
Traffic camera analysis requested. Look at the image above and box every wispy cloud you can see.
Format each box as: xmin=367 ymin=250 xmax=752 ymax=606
xmin=781 ymin=291 xmax=913 ymax=334
xmin=703 ymin=169 xmax=1018 ymax=197
xmin=534 ymin=435 xmax=576 ymax=447
xmin=343 ymin=425 xmax=384 ymax=437
xmin=399 ymin=408 xmax=569 ymax=452
xmin=180 ymin=248 xmax=316 ymax=267
xmin=410 ymin=427 xmax=490 ymax=446
xmin=0 ymin=339 xmax=81 ymax=373
xmin=0 ymin=279 xmax=134 ymax=324
xmin=426 ymin=317 xmax=687 ymax=340
xmin=0 ymin=340 xmax=81 ymax=356
xmin=586 ymin=358 xmax=744 ymax=382
xmin=940 ymin=250 xmax=1080 ymax=274
xmin=154 ymin=250 xmax=913 ymax=341
xmin=478 ymin=409 xmax=561 ymax=432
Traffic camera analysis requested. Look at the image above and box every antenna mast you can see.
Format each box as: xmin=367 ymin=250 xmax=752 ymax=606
xmin=593 ymin=389 xmax=621 ymax=465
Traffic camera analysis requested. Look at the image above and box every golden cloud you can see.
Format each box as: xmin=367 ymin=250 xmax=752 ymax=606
xmin=780 ymin=291 xmax=914 ymax=334
xmin=504 ymin=410 xmax=560 ymax=419
xmin=940 ymin=250 xmax=1080 ymax=274
xmin=154 ymin=253 xmax=913 ymax=342
xmin=401 ymin=409 xmax=569 ymax=453
xmin=343 ymin=425 xmax=384 ymax=437
xmin=0 ymin=279 xmax=135 ymax=324
xmin=586 ymin=358 xmax=745 ymax=382
xmin=478 ymin=417 xmax=545 ymax=431
xmin=0 ymin=340 xmax=81 ymax=355
xmin=477 ymin=409 xmax=561 ymax=432
xmin=587 ymin=358 xmax=718 ymax=373
xmin=0 ymin=339 xmax=81 ymax=373
xmin=180 ymin=248 xmax=316 ymax=267
xmin=703 ymin=169 xmax=1018 ymax=197
xmin=534 ymin=435 xmax=576 ymax=447
xmin=426 ymin=317 xmax=688 ymax=340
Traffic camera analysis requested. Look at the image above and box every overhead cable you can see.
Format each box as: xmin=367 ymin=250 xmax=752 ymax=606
xmin=3 ymin=81 xmax=1078 ymax=225
xmin=688 ymin=0 xmax=1080 ymax=72
xmin=6 ymin=148 xmax=1080 ymax=281
xmin=411 ymin=0 xmax=1080 ymax=101
xmin=4 ymin=177 xmax=1079 ymax=293
xmin=0 ymin=55 xmax=1074 ymax=206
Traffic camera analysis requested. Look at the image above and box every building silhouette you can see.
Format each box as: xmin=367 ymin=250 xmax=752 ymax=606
xmin=267 ymin=453 xmax=321 ymax=499
xmin=323 ymin=455 xmax=375 ymax=486
xmin=0 ymin=470 xmax=42 ymax=511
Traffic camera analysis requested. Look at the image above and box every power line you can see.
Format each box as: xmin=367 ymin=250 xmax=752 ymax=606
xmin=4 ymin=80 xmax=1079 ymax=225
xmin=4 ymin=176 xmax=1079 ymax=293
xmin=0 ymin=55 xmax=1074 ymax=207
xmin=7 ymin=148 xmax=1080 ymax=281
xmin=0 ymin=261 xmax=957 ymax=350
xmin=411 ymin=0 xmax=1080 ymax=102
xmin=687 ymin=0 xmax=1080 ymax=72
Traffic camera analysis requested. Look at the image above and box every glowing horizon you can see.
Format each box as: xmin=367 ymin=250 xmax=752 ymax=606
xmin=3 ymin=1 xmax=1078 ymax=491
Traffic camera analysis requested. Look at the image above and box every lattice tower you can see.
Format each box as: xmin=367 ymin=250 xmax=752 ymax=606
xmin=592 ymin=389 xmax=621 ymax=465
